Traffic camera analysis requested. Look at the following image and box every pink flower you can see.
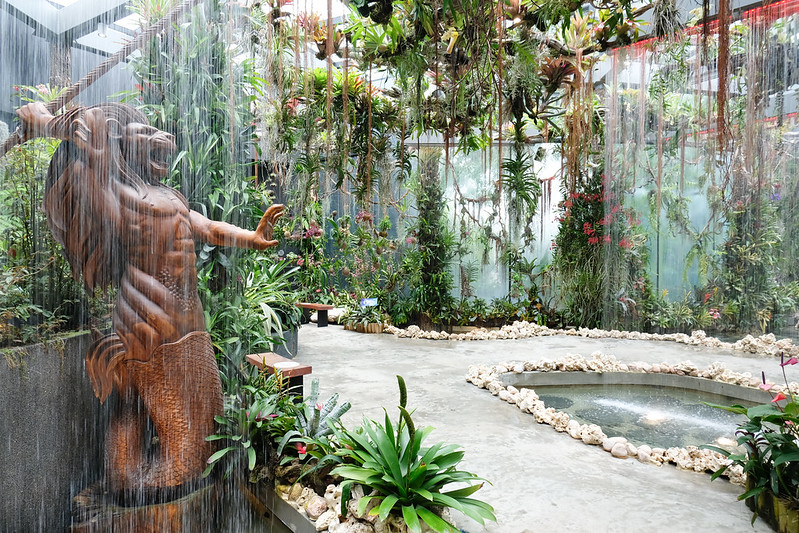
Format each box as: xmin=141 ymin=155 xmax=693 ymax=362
xmin=603 ymin=235 xmax=612 ymax=244
xmin=709 ymin=308 xmax=721 ymax=320
xmin=295 ymin=442 xmax=307 ymax=454
xmin=587 ymin=236 xmax=599 ymax=245
xmin=297 ymin=258 xmax=305 ymax=266
xmin=619 ymin=238 xmax=632 ymax=249
xmin=772 ymin=392 xmax=787 ymax=403
xmin=780 ymin=357 xmax=799 ymax=367
xmin=316 ymin=403 xmax=324 ymax=410
xmin=355 ymin=210 xmax=373 ymax=224
xmin=759 ymin=382 xmax=774 ymax=391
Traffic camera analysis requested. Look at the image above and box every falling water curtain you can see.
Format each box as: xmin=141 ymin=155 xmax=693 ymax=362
xmin=603 ymin=0 xmax=799 ymax=332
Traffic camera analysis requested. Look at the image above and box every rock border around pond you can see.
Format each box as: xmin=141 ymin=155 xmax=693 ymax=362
xmin=385 ymin=321 xmax=799 ymax=359
xmin=465 ymin=351 xmax=799 ymax=486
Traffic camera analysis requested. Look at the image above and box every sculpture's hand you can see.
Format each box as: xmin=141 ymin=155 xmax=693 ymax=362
xmin=253 ymin=204 xmax=285 ymax=249
xmin=16 ymin=102 xmax=53 ymax=142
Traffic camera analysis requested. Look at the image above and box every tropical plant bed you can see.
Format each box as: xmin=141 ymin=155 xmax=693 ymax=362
xmin=251 ymin=478 xmax=453 ymax=533
xmin=208 ymin=373 xmax=495 ymax=533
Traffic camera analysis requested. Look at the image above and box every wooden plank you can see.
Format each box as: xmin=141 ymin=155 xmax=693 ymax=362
xmin=246 ymin=352 xmax=312 ymax=379
xmin=295 ymin=303 xmax=334 ymax=311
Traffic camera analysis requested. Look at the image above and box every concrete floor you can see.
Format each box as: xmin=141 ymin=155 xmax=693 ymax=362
xmin=294 ymin=324 xmax=779 ymax=533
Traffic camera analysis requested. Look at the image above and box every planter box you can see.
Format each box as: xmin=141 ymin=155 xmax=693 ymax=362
xmin=746 ymin=486 xmax=799 ymax=532
xmin=344 ymin=323 xmax=383 ymax=334
xmin=252 ymin=484 xmax=317 ymax=533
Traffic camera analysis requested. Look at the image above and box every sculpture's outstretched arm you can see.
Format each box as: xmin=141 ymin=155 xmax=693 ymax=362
xmin=189 ymin=203 xmax=284 ymax=250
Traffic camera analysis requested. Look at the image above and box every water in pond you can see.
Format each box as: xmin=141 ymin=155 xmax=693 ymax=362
xmin=532 ymin=385 xmax=752 ymax=449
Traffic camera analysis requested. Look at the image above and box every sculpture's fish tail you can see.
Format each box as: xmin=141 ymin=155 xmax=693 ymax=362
xmin=87 ymin=332 xmax=126 ymax=402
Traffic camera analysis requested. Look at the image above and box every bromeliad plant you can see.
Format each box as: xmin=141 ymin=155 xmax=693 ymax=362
xmin=343 ymin=304 xmax=385 ymax=328
xmin=329 ymin=376 xmax=496 ymax=533
xmin=204 ymin=370 xmax=292 ymax=479
xmin=704 ymin=353 xmax=799 ymax=511
xmin=276 ymin=378 xmax=351 ymax=460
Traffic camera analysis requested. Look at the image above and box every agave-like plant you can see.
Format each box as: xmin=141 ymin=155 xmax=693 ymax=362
xmin=276 ymin=378 xmax=351 ymax=458
xmin=330 ymin=376 xmax=496 ymax=533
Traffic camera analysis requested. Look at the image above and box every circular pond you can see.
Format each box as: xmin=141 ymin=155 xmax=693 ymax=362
xmin=531 ymin=384 xmax=751 ymax=449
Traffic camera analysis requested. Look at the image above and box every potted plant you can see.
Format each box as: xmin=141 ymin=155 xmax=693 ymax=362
xmin=244 ymin=259 xmax=303 ymax=357
xmin=343 ymin=305 xmax=385 ymax=334
xmin=328 ymin=376 xmax=496 ymax=532
xmin=705 ymin=353 xmax=799 ymax=531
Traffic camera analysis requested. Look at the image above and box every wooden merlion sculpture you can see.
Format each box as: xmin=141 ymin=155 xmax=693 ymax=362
xmin=16 ymin=102 xmax=283 ymax=494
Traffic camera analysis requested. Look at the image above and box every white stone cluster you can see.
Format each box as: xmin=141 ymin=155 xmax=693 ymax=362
xmin=275 ymin=481 xmax=445 ymax=532
xmin=465 ymin=352 xmax=755 ymax=485
xmin=385 ymin=322 xmax=799 ymax=359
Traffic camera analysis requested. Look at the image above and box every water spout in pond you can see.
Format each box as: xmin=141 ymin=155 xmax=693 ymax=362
xmin=535 ymin=385 xmax=752 ymax=449
xmin=594 ymin=397 xmax=738 ymax=433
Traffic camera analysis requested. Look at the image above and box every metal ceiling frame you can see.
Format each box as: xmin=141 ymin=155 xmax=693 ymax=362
xmin=1 ymin=0 xmax=131 ymax=41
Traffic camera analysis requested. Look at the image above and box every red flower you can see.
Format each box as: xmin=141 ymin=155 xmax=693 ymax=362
xmin=296 ymin=442 xmax=307 ymax=454
xmin=703 ymin=293 xmax=712 ymax=303
xmin=619 ymin=238 xmax=632 ymax=249
xmin=588 ymin=236 xmax=599 ymax=245
xmin=772 ymin=392 xmax=787 ymax=403
xmin=603 ymin=235 xmax=611 ymax=244
xmin=780 ymin=357 xmax=799 ymax=367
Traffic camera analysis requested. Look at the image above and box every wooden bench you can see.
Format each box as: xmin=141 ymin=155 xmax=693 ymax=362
xmin=296 ymin=302 xmax=335 ymax=327
xmin=246 ymin=352 xmax=312 ymax=397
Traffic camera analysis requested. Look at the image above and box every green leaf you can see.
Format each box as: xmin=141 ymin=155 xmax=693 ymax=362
xmin=357 ymin=495 xmax=377 ymax=517
xmin=378 ymin=494 xmax=399 ymax=520
xmin=747 ymin=404 xmax=782 ymax=418
xmin=773 ymin=451 xmax=799 ymax=466
xmin=458 ymin=497 xmax=497 ymax=523
xmin=416 ymin=505 xmax=456 ymax=532
xmin=704 ymin=402 xmax=749 ymax=415
xmin=247 ymin=445 xmax=256 ymax=471
xmin=738 ymin=484 xmax=766 ymax=501
xmin=206 ymin=445 xmax=237 ymax=465
xmin=340 ymin=481 xmax=352 ymax=517
xmin=442 ymin=483 xmax=483 ymax=499
xmin=402 ymin=505 xmax=421 ymax=533
xmin=364 ymin=421 xmax=404 ymax=487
